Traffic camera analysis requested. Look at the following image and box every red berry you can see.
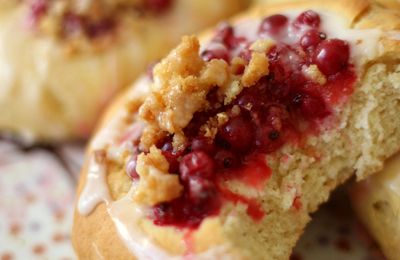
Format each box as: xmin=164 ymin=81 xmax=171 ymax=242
xmin=179 ymin=151 xmax=215 ymax=182
xmin=84 ymin=18 xmax=116 ymax=39
xmin=187 ymin=178 xmax=216 ymax=202
xmin=126 ymin=157 xmax=139 ymax=180
xmin=191 ymin=137 xmax=216 ymax=155
xmin=237 ymin=90 xmax=264 ymax=111
xmin=219 ymin=116 xmax=255 ymax=151
xmin=255 ymin=125 xmax=283 ymax=153
xmin=162 ymin=151 xmax=181 ymax=173
xmin=313 ymin=39 xmax=350 ymax=76
xmin=300 ymin=30 xmax=324 ymax=50
xmin=215 ymin=150 xmax=239 ymax=169
xmin=259 ymin=14 xmax=288 ymax=36
xmin=201 ymin=45 xmax=230 ymax=62
xmin=294 ymin=10 xmax=321 ymax=28
xmin=214 ymin=23 xmax=234 ymax=45
xmin=144 ymin=0 xmax=173 ymax=13
xmin=29 ymin=0 xmax=48 ymax=25
xmin=292 ymin=93 xmax=328 ymax=119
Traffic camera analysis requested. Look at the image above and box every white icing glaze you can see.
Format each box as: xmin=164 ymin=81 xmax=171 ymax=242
xmin=78 ymin=76 xmax=150 ymax=215
xmin=108 ymin=193 xmax=177 ymax=260
xmin=78 ymin=155 xmax=111 ymax=215
xmin=107 ymin=121 xmax=144 ymax=160
xmin=201 ymin=10 xmax=383 ymax=79
xmin=313 ymin=11 xmax=382 ymax=68
xmin=77 ymin=9 xmax=394 ymax=259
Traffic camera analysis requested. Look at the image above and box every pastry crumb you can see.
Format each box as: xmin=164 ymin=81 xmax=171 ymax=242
xmin=200 ymin=112 xmax=229 ymax=139
xmin=133 ymin=146 xmax=183 ymax=206
xmin=223 ymin=80 xmax=243 ymax=105
xmin=241 ymin=52 xmax=270 ymax=87
xmin=139 ymin=36 xmax=231 ymax=150
xmin=250 ymin=39 xmax=275 ymax=53
xmin=303 ymin=65 xmax=327 ymax=85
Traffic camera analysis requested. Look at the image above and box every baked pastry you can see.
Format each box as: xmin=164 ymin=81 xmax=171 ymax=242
xmin=350 ymin=153 xmax=400 ymax=260
xmin=374 ymin=0 xmax=400 ymax=8
xmin=73 ymin=0 xmax=400 ymax=259
xmin=0 ymin=0 xmax=249 ymax=143
xmin=254 ymin=0 xmax=400 ymax=8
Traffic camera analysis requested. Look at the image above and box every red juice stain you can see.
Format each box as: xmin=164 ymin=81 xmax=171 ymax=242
xmin=183 ymin=230 xmax=195 ymax=259
xmin=221 ymin=155 xmax=272 ymax=190
xmin=218 ymin=186 xmax=265 ymax=221
xmin=292 ymin=196 xmax=302 ymax=210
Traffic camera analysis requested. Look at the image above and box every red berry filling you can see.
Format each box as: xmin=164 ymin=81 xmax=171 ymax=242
xmin=130 ymin=11 xmax=356 ymax=229
xmin=313 ymin=39 xmax=350 ymax=76
xmin=259 ymin=14 xmax=289 ymax=37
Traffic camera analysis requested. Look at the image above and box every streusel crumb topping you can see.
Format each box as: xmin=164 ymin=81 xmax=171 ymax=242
xmin=139 ymin=36 xmax=233 ymax=150
xmin=139 ymin=36 xmax=271 ymax=150
xmin=133 ymin=146 xmax=182 ymax=206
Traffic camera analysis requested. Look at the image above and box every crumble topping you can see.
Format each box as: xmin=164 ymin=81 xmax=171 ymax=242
xmin=133 ymin=146 xmax=182 ymax=206
xmin=139 ymin=36 xmax=232 ymax=150
xmin=303 ymin=64 xmax=327 ymax=85
xmin=223 ymin=80 xmax=243 ymax=105
xmin=241 ymin=52 xmax=270 ymax=87
xmin=200 ymin=112 xmax=229 ymax=139
xmin=249 ymin=39 xmax=275 ymax=53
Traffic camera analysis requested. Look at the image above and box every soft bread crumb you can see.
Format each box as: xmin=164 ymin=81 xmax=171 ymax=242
xmin=241 ymin=52 xmax=270 ymax=87
xmin=133 ymin=146 xmax=183 ymax=206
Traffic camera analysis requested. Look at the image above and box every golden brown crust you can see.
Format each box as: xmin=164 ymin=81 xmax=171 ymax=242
xmin=72 ymin=84 xmax=141 ymax=260
xmin=73 ymin=0 xmax=400 ymax=259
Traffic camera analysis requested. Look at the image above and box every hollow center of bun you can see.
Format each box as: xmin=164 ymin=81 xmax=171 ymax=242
xmin=28 ymin=0 xmax=174 ymax=39
xmin=127 ymin=10 xmax=356 ymax=229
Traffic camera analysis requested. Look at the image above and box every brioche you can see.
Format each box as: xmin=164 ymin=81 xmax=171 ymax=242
xmin=0 ymin=0 xmax=249 ymax=142
xmin=73 ymin=0 xmax=400 ymax=259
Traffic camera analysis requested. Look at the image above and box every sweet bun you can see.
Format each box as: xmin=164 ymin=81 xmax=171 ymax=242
xmin=73 ymin=0 xmax=400 ymax=259
xmin=350 ymin=153 xmax=400 ymax=260
xmin=0 ymin=0 xmax=249 ymax=143
xmin=374 ymin=0 xmax=400 ymax=8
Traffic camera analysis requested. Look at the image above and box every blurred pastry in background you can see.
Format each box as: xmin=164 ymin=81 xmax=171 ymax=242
xmin=253 ymin=0 xmax=400 ymax=7
xmin=374 ymin=0 xmax=400 ymax=8
xmin=351 ymin=153 xmax=400 ymax=260
xmin=0 ymin=0 xmax=250 ymax=143
xmin=72 ymin=0 xmax=400 ymax=258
